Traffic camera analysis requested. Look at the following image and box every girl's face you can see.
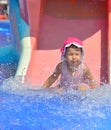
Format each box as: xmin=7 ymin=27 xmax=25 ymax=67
xmin=64 ymin=46 xmax=82 ymax=66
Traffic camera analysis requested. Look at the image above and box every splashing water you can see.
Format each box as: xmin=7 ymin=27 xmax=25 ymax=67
xmin=0 ymin=78 xmax=111 ymax=130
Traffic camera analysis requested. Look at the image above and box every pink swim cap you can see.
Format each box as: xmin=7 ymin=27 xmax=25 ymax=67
xmin=60 ymin=37 xmax=84 ymax=59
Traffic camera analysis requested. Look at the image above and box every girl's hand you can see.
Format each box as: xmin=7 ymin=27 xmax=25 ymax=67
xmin=78 ymin=83 xmax=89 ymax=91
xmin=50 ymin=86 xmax=63 ymax=94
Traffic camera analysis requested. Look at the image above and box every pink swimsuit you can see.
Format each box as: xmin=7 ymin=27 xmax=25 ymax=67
xmin=60 ymin=61 xmax=87 ymax=90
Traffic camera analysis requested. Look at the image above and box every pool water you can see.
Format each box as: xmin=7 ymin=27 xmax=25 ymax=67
xmin=0 ymin=20 xmax=18 ymax=85
xmin=0 ymin=79 xmax=111 ymax=130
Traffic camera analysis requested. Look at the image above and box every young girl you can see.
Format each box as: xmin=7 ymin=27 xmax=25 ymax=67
xmin=42 ymin=37 xmax=98 ymax=91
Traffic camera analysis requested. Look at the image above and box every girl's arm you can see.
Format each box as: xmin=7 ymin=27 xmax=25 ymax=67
xmin=42 ymin=62 xmax=62 ymax=88
xmin=83 ymin=63 xmax=98 ymax=89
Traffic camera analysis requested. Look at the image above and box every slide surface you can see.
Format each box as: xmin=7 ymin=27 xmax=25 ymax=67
xmin=10 ymin=0 xmax=110 ymax=86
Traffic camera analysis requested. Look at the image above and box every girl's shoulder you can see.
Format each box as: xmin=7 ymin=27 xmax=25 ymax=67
xmin=56 ymin=61 xmax=64 ymax=70
xmin=55 ymin=61 xmax=64 ymax=73
xmin=82 ymin=62 xmax=92 ymax=75
xmin=82 ymin=62 xmax=87 ymax=68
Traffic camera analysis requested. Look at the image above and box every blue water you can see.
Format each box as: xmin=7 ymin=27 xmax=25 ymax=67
xmin=0 ymin=20 xmax=18 ymax=84
xmin=0 ymin=20 xmax=11 ymax=46
xmin=0 ymin=81 xmax=111 ymax=130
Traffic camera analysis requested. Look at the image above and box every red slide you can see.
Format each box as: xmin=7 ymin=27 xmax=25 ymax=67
xmin=19 ymin=0 xmax=110 ymax=86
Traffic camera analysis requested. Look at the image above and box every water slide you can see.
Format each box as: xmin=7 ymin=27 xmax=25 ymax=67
xmin=9 ymin=0 xmax=111 ymax=86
